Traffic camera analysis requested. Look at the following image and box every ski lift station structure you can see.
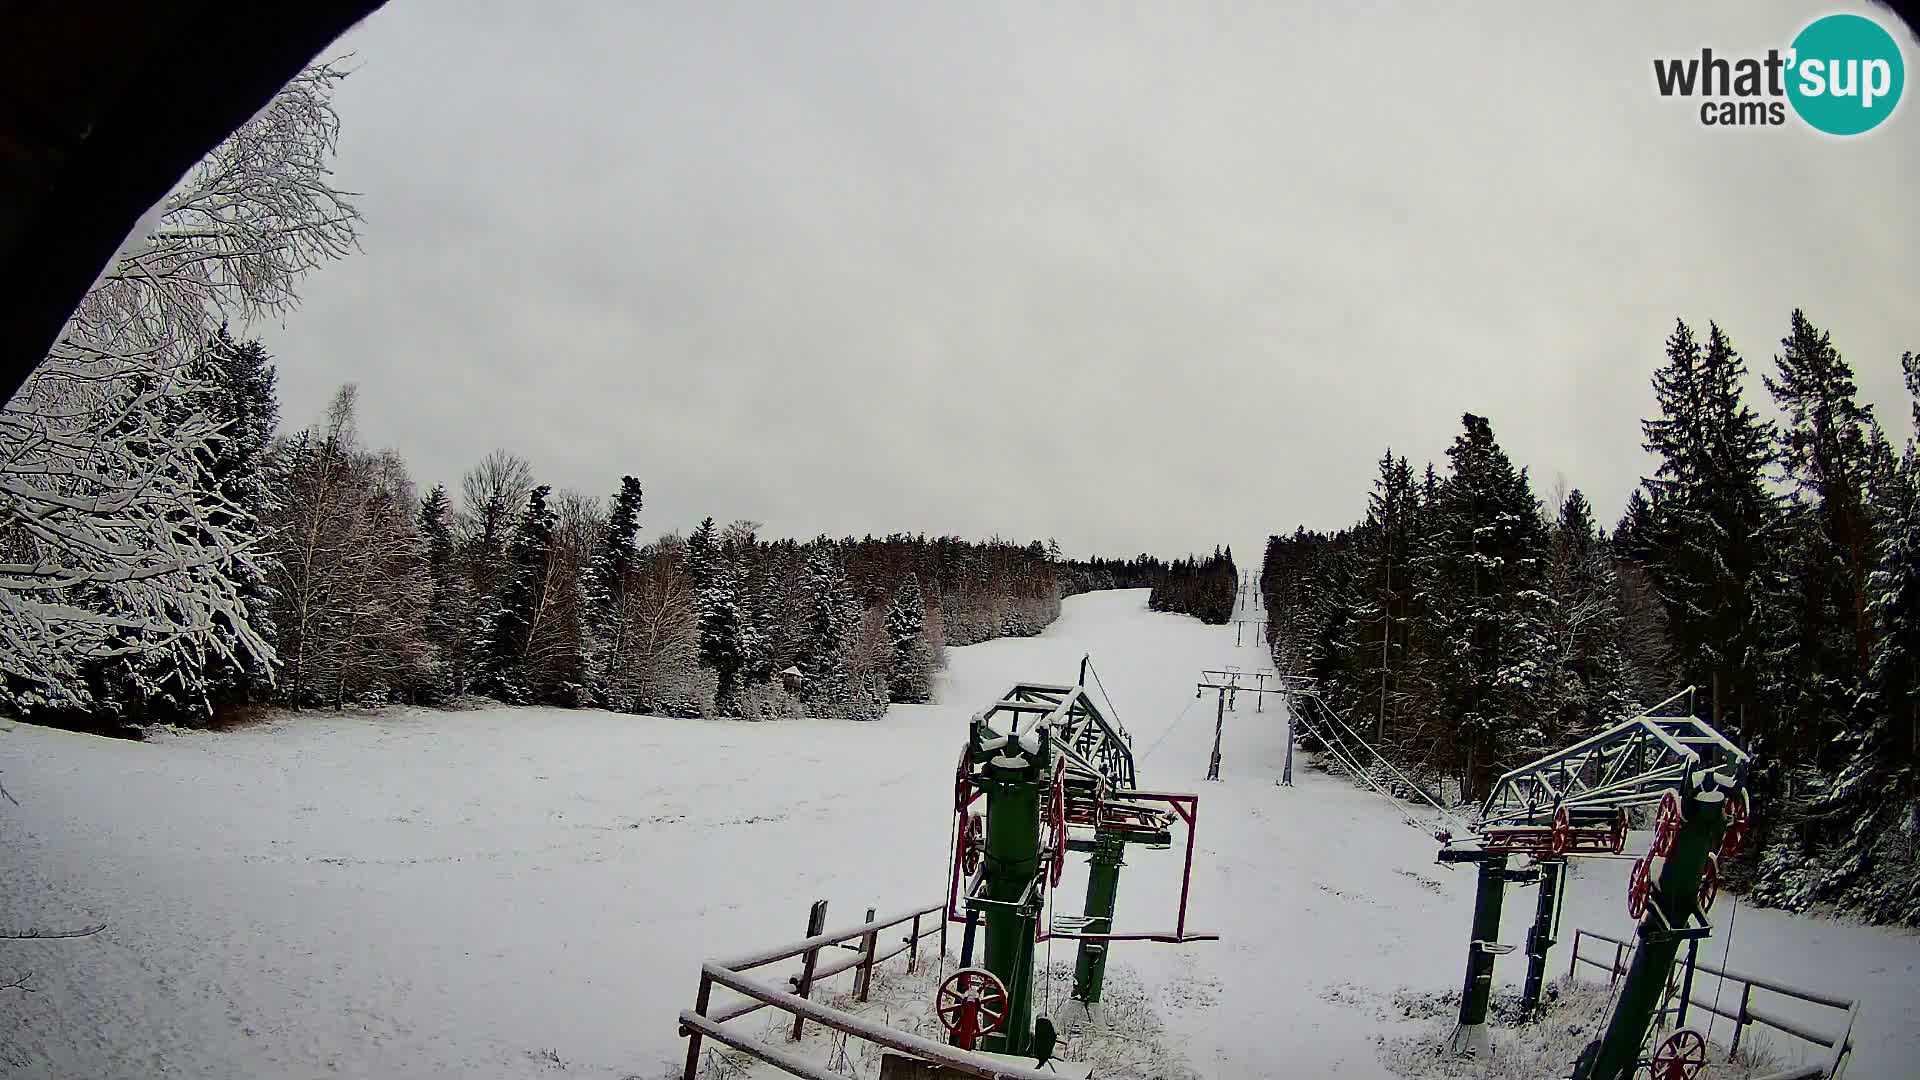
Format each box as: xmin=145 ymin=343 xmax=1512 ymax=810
xmin=944 ymin=657 xmax=1217 ymax=1056
xmin=674 ymin=657 xmax=1216 ymax=1079
xmin=1435 ymin=687 xmax=1759 ymax=1080
xmin=1166 ymin=673 xmax=1775 ymax=1080
xmin=669 ymin=664 xmax=1835 ymax=1080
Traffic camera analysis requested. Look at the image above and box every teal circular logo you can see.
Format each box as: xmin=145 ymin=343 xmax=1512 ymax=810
xmin=1787 ymin=13 xmax=1905 ymax=135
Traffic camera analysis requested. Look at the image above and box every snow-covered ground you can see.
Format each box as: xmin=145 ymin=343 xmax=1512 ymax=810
xmin=1 ymin=589 xmax=1915 ymax=1078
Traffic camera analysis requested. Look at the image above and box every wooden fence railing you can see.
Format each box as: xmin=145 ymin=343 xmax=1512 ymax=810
xmin=1567 ymin=927 xmax=1857 ymax=1079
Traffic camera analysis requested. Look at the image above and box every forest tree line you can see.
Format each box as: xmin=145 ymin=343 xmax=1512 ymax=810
xmin=22 ymin=333 xmax=1101 ymax=728
xmin=1057 ymin=549 xmax=1242 ymax=627
xmin=0 ymin=65 xmax=1193 ymax=735
xmin=1148 ymin=548 xmax=1239 ymax=624
xmin=1059 ymin=553 xmax=1173 ymax=596
xmin=1262 ymin=311 xmax=1920 ymax=925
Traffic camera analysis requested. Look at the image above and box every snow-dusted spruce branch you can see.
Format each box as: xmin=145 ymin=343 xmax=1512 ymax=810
xmin=0 ymin=62 xmax=358 ymax=711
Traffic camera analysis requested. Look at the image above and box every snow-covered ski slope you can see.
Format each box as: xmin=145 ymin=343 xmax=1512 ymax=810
xmin=1 ymin=589 xmax=1915 ymax=1078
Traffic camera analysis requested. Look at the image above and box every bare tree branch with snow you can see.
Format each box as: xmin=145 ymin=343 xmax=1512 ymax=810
xmin=0 ymin=63 xmax=359 ymax=711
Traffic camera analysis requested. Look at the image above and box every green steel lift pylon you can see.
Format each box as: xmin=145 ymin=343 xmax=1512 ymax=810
xmin=976 ymin=730 xmax=1047 ymax=1054
xmin=1432 ymin=689 xmax=1748 ymax=1076
xmin=1070 ymin=828 xmax=1126 ymax=1002
xmin=949 ymin=670 xmax=1214 ymax=1056
xmin=1520 ymin=857 xmax=1564 ymax=1022
xmin=1574 ymin=772 xmax=1732 ymax=1080
xmin=1436 ymin=850 xmax=1538 ymax=1055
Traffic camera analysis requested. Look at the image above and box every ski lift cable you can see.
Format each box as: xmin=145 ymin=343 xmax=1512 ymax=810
xmin=1082 ymin=655 xmax=1128 ymax=740
xmin=1297 ymin=706 xmax=1386 ymax=801
xmin=1137 ymin=692 xmax=1203 ymax=766
xmin=1293 ymin=704 xmax=1429 ymax=834
xmin=1294 ymin=695 xmax=1461 ymax=836
xmin=940 ymin=786 xmax=959 ymax=984
xmin=1291 ymin=705 xmax=1378 ymax=795
xmin=1303 ymin=691 xmax=1470 ymax=833
xmin=1310 ymin=712 xmax=1443 ymax=837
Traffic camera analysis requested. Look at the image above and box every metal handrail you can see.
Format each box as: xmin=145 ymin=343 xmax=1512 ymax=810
xmin=684 ymin=899 xmax=1041 ymax=1080
xmin=695 ymin=962 xmax=1061 ymax=1080
xmin=1567 ymin=927 xmax=1858 ymax=1077
xmin=714 ymin=903 xmax=941 ymax=972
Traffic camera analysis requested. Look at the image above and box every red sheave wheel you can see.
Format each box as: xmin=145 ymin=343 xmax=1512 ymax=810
xmin=1720 ymin=790 xmax=1749 ymax=859
xmin=1627 ymin=853 xmax=1654 ymax=920
xmin=1047 ymin=767 xmax=1068 ymax=887
xmin=960 ymin=812 xmax=985 ymax=876
xmin=1550 ymin=806 xmax=1573 ymax=857
xmin=1653 ymin=791 xmax=1683 ymax=857
xmin=1650 ymin=1028 xmax=1708 ymax=1080
xmin=955 ymin=747 xmax=973 ymax=814
xmin=1698 ymin=853 xmax=1719 ymax=914
xmin=1611 ymin=807 xmax=1630 ymax=855
xmin=936 ymin=968 xmax=1009 ymax=1050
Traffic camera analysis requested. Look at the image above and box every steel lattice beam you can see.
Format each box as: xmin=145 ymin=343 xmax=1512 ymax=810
xmin=1477 ymin=689 xmax=1749 ymax=829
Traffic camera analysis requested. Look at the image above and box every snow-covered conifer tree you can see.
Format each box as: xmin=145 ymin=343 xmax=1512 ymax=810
xmin=418 ymin=484 xmax=464 ymax=700
xmin=886 ymin=575 xmax=932 ymax=703
xmin=586 ymin=476 xmax=643 ymax=705
xmin=797 ymin=546 xmax=855 ymax=714
xmin=689 ymin=518 xmax=746 ymax=715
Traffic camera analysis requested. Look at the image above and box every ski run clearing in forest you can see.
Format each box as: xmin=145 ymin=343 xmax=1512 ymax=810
xmin=1 ymin=590 xmax=1914 ymax=1078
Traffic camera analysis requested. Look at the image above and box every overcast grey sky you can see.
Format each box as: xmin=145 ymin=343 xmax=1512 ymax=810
xmin=260 ymin=1 xmax=1919 ymax=561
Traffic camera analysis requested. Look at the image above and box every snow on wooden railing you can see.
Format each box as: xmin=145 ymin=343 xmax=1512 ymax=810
xmin=683 ymin=898 xmax=1058 ymax=1080
xmin=1568 ymin=927 xmax=1858 ymax=1079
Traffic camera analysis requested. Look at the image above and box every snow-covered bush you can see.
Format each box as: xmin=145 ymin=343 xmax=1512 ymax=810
xmin=1376 ymin=978 xmax=1770 ymax=1080
xmin=735 ymin=681 xmax=803 ymax=721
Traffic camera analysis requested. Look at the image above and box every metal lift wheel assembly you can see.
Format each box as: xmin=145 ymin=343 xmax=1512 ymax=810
xmin=1450 ymin=688 xmax=1749 ymax=1080
xmin=961 ymin=812 xmax=985 ymax=876
xmin=947 ymin=668 xmax=1216 ymax=1054
xmin=1649 ymin=1028 xmax=1708 ymax=1080
xmin=1720 ymin=790 xmax=1749 ymax=859
xmin=1652 ymin=791 xmax=1683 ymax=857
xmin=1046 ymin=761 xmax=1068 ymax=888
xmin=1627 ymin=853 xmax=1655 ymax=920
xmin=1550 ymin=806 xmax=1573 ymax=857
xmin=936 ymin=968 xmax=1010 ymax=1051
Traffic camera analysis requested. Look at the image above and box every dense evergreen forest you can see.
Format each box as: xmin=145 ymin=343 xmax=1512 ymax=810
xmin=1261 ymin=312 xmax=1920 ymax=925
xmin=1149 ymin=548 xmax=1239 ymax=624
xmin=1059 ymin=554 xmax=1173 ymax=596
